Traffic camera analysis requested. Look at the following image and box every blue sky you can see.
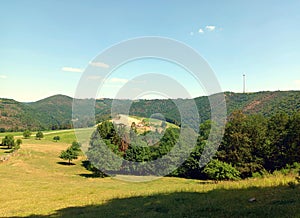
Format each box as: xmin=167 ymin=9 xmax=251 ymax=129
xmin=0 ymin=0 xmax=300 ymax=101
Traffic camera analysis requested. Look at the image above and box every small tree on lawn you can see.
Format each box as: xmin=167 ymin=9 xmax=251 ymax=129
xmin=60 ymin=147 xmax=79 ymax=165
xmin=2 ymin=135 xmax=15 ymax=149
xmin=36 ymin=131 xmax=44 ymax=140
xmin=53 ymin=136 xmax=60 ymax=142
xmin=23 ymin=130 xmax=31 ymax=139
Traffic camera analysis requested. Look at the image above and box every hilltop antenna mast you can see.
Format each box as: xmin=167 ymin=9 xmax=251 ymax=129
xmin=243 ymin=74 xmax=246 ymax=93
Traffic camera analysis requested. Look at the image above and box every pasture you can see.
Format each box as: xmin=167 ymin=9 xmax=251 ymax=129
xmin=0 ymin=129 xmax=299 ymax=217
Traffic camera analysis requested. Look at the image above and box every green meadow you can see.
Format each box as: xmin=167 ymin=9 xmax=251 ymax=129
xmin=0 ymin=129 xmax=299 ymax=217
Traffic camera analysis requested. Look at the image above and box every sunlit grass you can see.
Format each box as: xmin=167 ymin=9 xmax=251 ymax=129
xmin=0 ymin=129 xmax=299 ymax=217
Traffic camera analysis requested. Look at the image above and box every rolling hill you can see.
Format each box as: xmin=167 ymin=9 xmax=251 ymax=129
xmin=0 ymin=91 xmax=299 ymax=131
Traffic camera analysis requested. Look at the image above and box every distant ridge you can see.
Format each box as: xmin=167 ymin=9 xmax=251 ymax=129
xmin=0 ymin=91 xmax=299 ymax=131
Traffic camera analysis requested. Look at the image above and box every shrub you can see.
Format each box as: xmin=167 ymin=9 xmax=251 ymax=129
xmin=252 ymin=169 xmax=269 ymax=178
xmin=2 ymin=135 xmax=15 ymax=149
xmin=36 ymin=131 xmax=44 ymax=140
xmin=279 ymin=162 xmax=300 ymax=175
xmin=15 ymin=139 xmax=22 ymax=150
xmin=23 ymin=130 xmax=31 ymax=139
xmin=203 ymin=159 xmax=240 ymax=181
xmin=53 ymin=136 xmax=60 ymax=142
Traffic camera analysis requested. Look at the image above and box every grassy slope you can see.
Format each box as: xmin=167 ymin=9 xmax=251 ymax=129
xmin=0 ymin=130 xmax=299 ymax=217
xmin=110 ymin=114 xmax=178 ymax=134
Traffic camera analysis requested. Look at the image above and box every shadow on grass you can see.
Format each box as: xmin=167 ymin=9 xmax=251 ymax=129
xmin=197 ymin=181 xmax=216 ymax=185
xmin=23 ymin=184 xmax=299 ymax=218
xmin=56 ymin=161 xmax=75 ymax=166
xmin=79 ymin=160 xmax=107 ymax=178
xmin=0 ymin=147 xmax=13 ymax=154
xmin=78 ymin=173 xmax=103 ymax=178
xmin=0 ymin=147 xmax=11 ymax=150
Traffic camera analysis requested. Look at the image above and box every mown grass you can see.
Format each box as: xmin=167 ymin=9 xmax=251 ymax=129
xmin=0 ymin=131 xmax=24 ymax=137
xmin=0 ymin=128 xmax=92 ymax=143
xmin=0 ymin=130 xmax=57 ymax=138
xmin=0 ymin=129 xmax=299 ymax=217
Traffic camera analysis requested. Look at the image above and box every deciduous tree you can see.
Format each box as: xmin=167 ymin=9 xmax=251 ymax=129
xmin=23 ymin=130 xmax=31 ymax=139
xmin=53 ymin=136 xmax=60 ymax=142
xmin=2 ymin=135 xmax=15 ymax=149
xmin=59 ymin=147 xmax=78 ymax=164
xmin=36 ymin=131 xmax=44 ymax=140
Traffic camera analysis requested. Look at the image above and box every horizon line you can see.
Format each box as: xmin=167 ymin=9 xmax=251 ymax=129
xmin=1 ymin=89 xmax=300 ymax=103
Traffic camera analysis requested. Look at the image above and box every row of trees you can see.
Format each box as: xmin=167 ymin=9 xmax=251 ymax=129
xmin=173 ymin=110 xmax=300 ymax=180
xmin=23 ymin=130 xmax=44 ymax=140
xmin=218 ymin=110 xmax=300 ymax=177
xmin=0 ymin=130 xmax=46 ymax=153
xmin=85 ymin=110 xmax=300 ymax=180
xmin=24 ymin=130 xmax=60 ymax=142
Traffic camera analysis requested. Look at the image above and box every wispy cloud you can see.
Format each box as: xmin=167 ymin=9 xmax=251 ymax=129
xmin=61 ymin=67 xmax=83 ymax=73
xmin=109 ymin=78 xmax=128 ymax=83
xmin=205 ymin=25 xmax=216 ymax=31
xmin=194 ymin=25 xmax=218 ymax=35
xmin=86 ymin=76 xmax=128 ymax=84
xmin=87 ymin=75 xmax=102 ymax=80
xmin=89 ymin=61 xmax=110 ymax=68
xmin=190 ymin=31 xmax=194 ymax=36
xmin=0 ymin=75 xmax=7 ymax=79
xmin=101 ymin=77 xmax=129 ymax=88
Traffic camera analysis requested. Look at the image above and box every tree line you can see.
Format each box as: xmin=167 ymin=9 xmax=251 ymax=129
xmin=85 ymin=110 xmax=300 ymax=180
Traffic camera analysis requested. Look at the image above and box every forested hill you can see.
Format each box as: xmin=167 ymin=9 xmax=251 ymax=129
xmin=0 ymin=91 xmax=299 ymax=131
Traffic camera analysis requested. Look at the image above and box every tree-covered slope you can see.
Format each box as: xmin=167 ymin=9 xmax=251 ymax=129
xmin=225 ymin=91 xmax=300 ymax=115
xmin=0 ymin=98 xmax=42 ymax=131
xmin=0 ymin=91 xmax=299 ymax=131
xmin=29 ymin=94 xmax=73 ymax=130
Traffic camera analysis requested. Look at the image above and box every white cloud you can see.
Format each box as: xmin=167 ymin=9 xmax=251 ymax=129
xmin=89 ymin=62 xmax=110 ymax=68
xmin=87 ymin=75 xmax=102 ymax=80
xmin=109 ymin=78 xmax=128 ymax=83
xmin=205 ymin=25 xmax=216 ymax=31
xmin=61 ymin=67 xmax=83 ymax=73
xmin=101 ymin=78 xmax=129 ymax=88
xmin=0 ymin=75 xmax=7 ymax=79
xmin=198 ymin=28 xmax=204 ymax=34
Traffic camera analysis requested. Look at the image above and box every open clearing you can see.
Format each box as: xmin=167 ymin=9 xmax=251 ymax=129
xmin=111 ymin=114 xmax=178 ymax=133
xmin=0 ymin=129 xmax=299 ymax=217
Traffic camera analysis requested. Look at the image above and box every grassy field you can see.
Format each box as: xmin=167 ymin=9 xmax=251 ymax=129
xmin=111 ymin=114 xmax=179 ymax=134
xmin=0 ymin=130 xmax=299 ymax=217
